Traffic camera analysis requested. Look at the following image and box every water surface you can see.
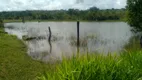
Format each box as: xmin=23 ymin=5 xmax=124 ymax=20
xmin=4 ymin=22 xmax=132 ymax=62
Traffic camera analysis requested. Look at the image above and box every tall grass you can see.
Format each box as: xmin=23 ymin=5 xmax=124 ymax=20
xmin=38 ymin=51 xmax=142 ymax=80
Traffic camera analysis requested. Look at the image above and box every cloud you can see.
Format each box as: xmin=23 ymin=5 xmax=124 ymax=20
xmin=0 ymin=0 xmax=127 ymax=11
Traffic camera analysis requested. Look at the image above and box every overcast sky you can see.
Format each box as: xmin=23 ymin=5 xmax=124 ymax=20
xmin=0 ymin=0 xmax=127 ymax=11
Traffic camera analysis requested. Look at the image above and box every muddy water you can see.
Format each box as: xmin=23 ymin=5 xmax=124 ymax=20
xmin=4 ymin=22 xmax=132 ymax=62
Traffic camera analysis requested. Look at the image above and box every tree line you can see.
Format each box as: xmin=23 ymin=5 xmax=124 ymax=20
xmin=0 ymin=6 xmax=126 ymax=21
xmin=127 ymin=0 xmax=142 ymax=32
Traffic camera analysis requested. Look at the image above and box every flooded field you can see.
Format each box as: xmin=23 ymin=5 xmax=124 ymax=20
xmin=4 ymin=22 xmax=132 ymax=62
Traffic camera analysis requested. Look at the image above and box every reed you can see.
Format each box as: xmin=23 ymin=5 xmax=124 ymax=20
xmin=38 ymin=51 xmax=142 ymax=80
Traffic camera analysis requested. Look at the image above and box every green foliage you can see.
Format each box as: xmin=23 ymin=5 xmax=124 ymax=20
xmin=39 ymin=51 xmax=142 ymax=80
xmin=0 ymin=19 xmax=4 ymax=28
xmin=127 ymin=0 xmax=142 ymax=32
xmin=123 ymin=36 xmax=141 ymax=51
xmin=0 ymin=7 xmax=126 ymax=22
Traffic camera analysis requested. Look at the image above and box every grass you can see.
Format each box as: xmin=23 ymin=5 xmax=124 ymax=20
xmin=38 ymin=36 xmax=142 ymax=80
xmin=4 ymin=19 xmax=23 ymax=23
xmin=124 ymin=36 xmax=141 ymax=51
xmin=0 ymin=28 xmax=54 ymax=80
xmin=0 ymin=28 xmax=4 ymax=33
xmin=39 ymin=51 xmax=142 ymax=80
xmin=39 ymin=36 xmax=142 ymax=80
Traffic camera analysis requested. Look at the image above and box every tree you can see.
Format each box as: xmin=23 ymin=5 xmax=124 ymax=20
xmin=0 ymin=8 xmax=126 ymax=21
xmin=89 ymin=6 xmax=99 ymax=11
xmin=127 ymin=0 xmax=142 ymax=32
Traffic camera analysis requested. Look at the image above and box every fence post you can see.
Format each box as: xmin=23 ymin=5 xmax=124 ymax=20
xmin=22 ymin=17 xmax=25 ymax=23
xmin=77 ymin=21 xmax=80 ymax=54
xmin=48 ymin=27 xmax=52 ymax=53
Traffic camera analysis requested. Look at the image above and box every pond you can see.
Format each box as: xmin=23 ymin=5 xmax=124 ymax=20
xmin=4 ymin=22 xmax=133 ymax=62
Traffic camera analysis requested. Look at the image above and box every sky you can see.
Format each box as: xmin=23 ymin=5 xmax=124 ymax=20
xmin=0 ymin=0 xmax=127 ymax=11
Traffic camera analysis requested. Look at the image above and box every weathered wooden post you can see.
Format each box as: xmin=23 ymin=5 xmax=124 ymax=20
xmin=22 ymin=16 xmax=25 ymax=23
xmin=48 ymin=27 xmax=52 ymax=53
xmin=77 ymin=21 xmax=80 ymax=54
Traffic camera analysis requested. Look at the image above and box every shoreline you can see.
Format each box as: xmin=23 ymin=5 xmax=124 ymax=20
xmin=0 ymin=26 xmax=51 ymax=80
xmin=4 ymin=19 xmax=125 ymax=23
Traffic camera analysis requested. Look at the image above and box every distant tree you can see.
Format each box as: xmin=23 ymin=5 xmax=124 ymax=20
xmin=0 ymin=7 xmax=126 ymax=22
xmin=127 ymin=0 xmax=142 ymax=32
xmin=89 ymin=6 xmax=99 ymax=11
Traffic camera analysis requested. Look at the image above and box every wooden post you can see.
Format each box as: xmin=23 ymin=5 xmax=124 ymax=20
xmin=48 ymin=27 xmax=52 ymax=53
xmin=22 ymin=17 xmax=25 ymax=23
xmin=77 ymin=21 xmax=80 ymax=54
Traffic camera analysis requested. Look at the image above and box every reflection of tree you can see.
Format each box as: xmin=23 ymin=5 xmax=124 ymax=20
xmin=69 ymin=34 xmax=97 ymax=47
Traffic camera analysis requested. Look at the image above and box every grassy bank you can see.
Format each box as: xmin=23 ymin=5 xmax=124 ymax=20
xmin=0 ymin=28 xmax=53 ymax=80
xmin=39 ymin=51 xmax=142 ymax=80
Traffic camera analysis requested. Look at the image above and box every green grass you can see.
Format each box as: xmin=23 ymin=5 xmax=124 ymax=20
xmin=123 ymin=36 xmax=141 ymax=51
xmin=39 ymin=51 xmax=142 ymax=80
xmin=38 ymin=36 xmax=142 ymax=80
xmin=0 ymin=28 xmax=4 ymax=33
xmin=4 ymin=19 xmax=23 ymax=23
xmin=0 ymin=28 xmax=54 ymax=80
